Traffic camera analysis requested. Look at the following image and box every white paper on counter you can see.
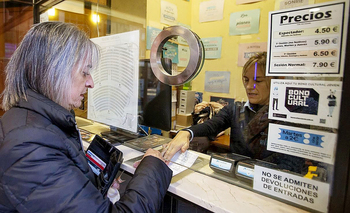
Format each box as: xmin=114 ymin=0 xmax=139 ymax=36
xmin=169 ymin=150 xmax=199 ymax=176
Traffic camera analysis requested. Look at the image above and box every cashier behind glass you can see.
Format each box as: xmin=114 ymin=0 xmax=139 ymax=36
xmin=164 ymin=52 xmax=306 ymax=173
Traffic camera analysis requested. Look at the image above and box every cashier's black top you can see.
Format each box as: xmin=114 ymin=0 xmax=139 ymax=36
xmin=0 ymin=89 xmax=172 ymax=212
xmin=188 ymin=101 xmax=305 ymax=173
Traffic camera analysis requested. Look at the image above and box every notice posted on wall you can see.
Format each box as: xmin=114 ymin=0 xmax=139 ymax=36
xmin=204 ymin=71 xmax=230 ymax=93
xmin=202 ymin=37 xmax=223 ymax=59
xmin=266 ymin=1 xmax=349 ymax=76
xmin=160 ymin=1 xmax=178 ymax=26
xmin=178 ymin=45 xmax=190 ymax=67
xmin=199 ymin=0 xmax=224 ymax=23
xmin=269 ymin=79 xmax=342 ymax=129
xmin=254 ymin=166 xmax=330 ymax=212
xmin=229 ymin=9 xmax=260 ymax=36
xmin=267 ymin=123 xmax=336 ymax=165
xmin=237 ymin=42 xmax=267 ymax=67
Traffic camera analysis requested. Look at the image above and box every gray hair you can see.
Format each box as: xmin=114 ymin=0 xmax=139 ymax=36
xmin=1 ymin=21 xmax=99 ymax=111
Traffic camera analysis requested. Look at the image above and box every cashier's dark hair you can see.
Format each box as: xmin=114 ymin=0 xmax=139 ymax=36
xmin=1 ymin=21 xmax=99 ymax=111
xmin=242 ymin=52 xmax=267 ymax=77
xmin=242 ymin=51 xmax=272 ymax=88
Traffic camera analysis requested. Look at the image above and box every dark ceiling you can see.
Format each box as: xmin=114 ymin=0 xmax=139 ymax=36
xmin=1 ymin=0 xmax=65 ymax=12
xmin=0 ymin=0 xmax=33 ymax=8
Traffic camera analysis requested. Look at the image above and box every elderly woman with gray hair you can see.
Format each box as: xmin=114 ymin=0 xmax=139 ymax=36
xmin=0 ymin=21 xmax=172 ymax=212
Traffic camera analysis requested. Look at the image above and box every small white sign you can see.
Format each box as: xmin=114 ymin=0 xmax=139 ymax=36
xmin=274 ymin=0 xmax=313 ymax=10
xmin=204 ymin=71 xmax=231 ymax=93
xmin=266 ymin=1 xmax=349 ymax=76
xmin=268 ymin=123 xmax=337 ymax=165
xmin=269 ymin=79 xmax=342 ymax=128
xmin=199 ymin=0 xmax=224 ymax=23
xmin=161 ymin=1 xmax=178 ymax=25
xmin=254 ymin=166 xmax=330 ymax=212
xmin=178 ymin=45 xmax=190 ymax=67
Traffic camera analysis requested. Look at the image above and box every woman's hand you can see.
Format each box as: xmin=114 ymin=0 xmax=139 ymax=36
xmin=107 ymin=172 xmax=125 ymax=203
xmin=110 ymin=173 xmax=125 ymax=190
xmin=133 ymin=148 xmax=167 ymax=168
xmin=163 ymin=131 xmax=191 ymax=161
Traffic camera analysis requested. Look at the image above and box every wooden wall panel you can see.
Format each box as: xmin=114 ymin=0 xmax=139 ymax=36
xmin=0 ymin=5 xmax=33 ymax=116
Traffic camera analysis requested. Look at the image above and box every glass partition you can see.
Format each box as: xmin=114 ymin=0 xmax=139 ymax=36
xmin=37 ymin=0 xmax=349 ymax=212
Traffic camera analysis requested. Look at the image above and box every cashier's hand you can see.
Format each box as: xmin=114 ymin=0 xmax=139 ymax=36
xmin=133 ymin=148 xmax=167 ymax=168
xmin=163 ymin=131 xmax=191 ymax=161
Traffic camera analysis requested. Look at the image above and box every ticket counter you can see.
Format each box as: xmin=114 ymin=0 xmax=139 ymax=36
xmin=78 ymin=116 xmax=310 ymax=213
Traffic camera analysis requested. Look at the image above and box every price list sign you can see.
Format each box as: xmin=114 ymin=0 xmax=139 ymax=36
xmin=266 ymin=1 xmax=349 ymax=76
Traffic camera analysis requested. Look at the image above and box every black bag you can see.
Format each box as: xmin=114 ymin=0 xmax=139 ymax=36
xmin=85 ymin=134 xmax=123 ymax=197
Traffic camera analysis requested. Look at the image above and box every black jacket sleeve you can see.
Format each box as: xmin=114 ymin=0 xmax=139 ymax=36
xmin=112 ymin=156 xmax=173 ymax=213
xmin=1 ymin=130 xmax=172 ymax=213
